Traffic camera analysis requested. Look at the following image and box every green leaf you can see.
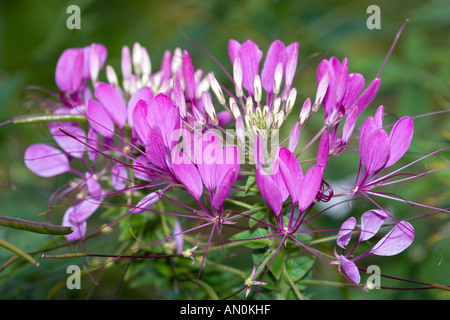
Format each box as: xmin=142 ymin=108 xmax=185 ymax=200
xmin=285 ymin=256 xmax=315 ymax=282
xmin=230 ymin=228 xmax=270 ymax=249
xmin=269 ymin=250 xmax=284 ymax=280
xmin=244 ymin=175 xmax=256 ymax=194
xmin=248 ymin=206 xmax=265 ymax=228
xmin=291 ymin=232 xmax=312 ymax=244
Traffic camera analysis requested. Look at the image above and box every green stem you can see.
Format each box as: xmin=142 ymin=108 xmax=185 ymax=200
xmin=197 ymin=257 xmax=247 ymax=278
xmin=196 ymin=279 xmax=219 ymax=300
xmin=0 ymin=239 xmax=39 ymax=267
xmin=283 ymin=268 xmax=304 ymax=300
xmin=297 ymin=279 xmax=363 ymax=288
xmin=8 ymin=114 xmax=87 ymax=125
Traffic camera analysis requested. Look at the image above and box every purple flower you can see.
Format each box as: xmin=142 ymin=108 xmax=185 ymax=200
xmin=355 ymin=105 xmax=414 ymax=192
xmin=62 ymin=199 xmax=102 ymax=241
xmin=55 ymin=43 xmax=107 ymax=110
xmin=316 ymin=56 xmax=380 ymax=123
xmin=334 ymin=209 xmax=415 ymax=284
xmin=253 ymin=134 xmax=325 ymax=231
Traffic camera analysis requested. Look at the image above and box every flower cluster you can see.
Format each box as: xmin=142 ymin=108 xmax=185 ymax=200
xmin=10 ymin=25 xmax=450 ymax=299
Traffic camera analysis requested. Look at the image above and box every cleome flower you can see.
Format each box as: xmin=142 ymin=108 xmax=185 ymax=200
xmin=332 ymin=209 xmax=415 ymax=284
xmin=354 ymin=105 xmax=414 ymax=194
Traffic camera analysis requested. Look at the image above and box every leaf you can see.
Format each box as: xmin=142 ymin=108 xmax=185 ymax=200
xmin=269 ymin=250 xmax=284 ymax=280
xmin=244 ymin=175 xmax=257 ymax=194
xmin=248 ymin=205 xmax=265 ymax=228
xmin=230 ymin=228 xmax=270 ymax=249
xmin=285 ymin=256 xmax=315 ymax=282
xmin=291 ymin=232 xmax=312 ymax=244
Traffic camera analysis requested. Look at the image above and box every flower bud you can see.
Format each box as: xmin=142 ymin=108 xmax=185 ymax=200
xmin=265 ymin=110 xmax=273 ymax=129
xmin=209 ymin=73 xmax=225 ymax=105
xmin=299 ymin=97 xmax=311 ymax=127
xmin=141 ymin=46 xmax=151 ymax=78
xmin=286 ymin=87 xmax=297 ymax=115
xmin=121 ymin=45 xmax=132 ymax=79
xmin=233 ymin=56 xmax=243 ymax=98
xmin=230 ymin=97 xmax=241 ymax=119
xmin=273 ymin=96 xmax=281 ymax=115
xmin=246 ymin=96 xmax=254 ymax=115
xmin=273 ymin=62 xmax=283 ymax=95
xmin=106 ymin=65 xmax=119 ymax=88
xmin=202 ymin=91 xmax=218 ymax=125
xmin=254 ymin=74 xmax=262 ymax=104
xmin=132 ymin=42 xmax=142 ymax=75
xmin=313 ymin=72 xmax=329 ymax=112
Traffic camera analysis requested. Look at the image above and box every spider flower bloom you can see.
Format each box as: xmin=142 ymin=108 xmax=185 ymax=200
xmin=55 ymin=43 xmax=107 ymax=112
xmin=193 ymin=131 xmax=240 ymax=212
xmin=62 ymin=198 xmax=102 ymax=241
xmin=24 ymin=140 xmax=107 ymax=241
xmin=316 ymin=56 xmax=380 ymax=124
xmin=253 ymin=134 xmax=325 ymax=231
xmin=315 ymin=57 xmax=381 ymax=156
xmin=219 ymin=39 xmax=300 ymax=153
xmin=334 ymin=209 xmax=415 ymax=284
xmin=355 ymin=105 xmax=414 ymax=192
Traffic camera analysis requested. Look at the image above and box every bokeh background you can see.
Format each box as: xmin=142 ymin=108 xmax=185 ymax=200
xmin=0 ymin=0 xmax=449 ymax=299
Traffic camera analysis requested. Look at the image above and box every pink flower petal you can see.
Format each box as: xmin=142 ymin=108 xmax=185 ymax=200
xmin=361 ymin=128 xmax=390 ymax=174
xmin=130 ymin=191 xmax=162 ymax=214
xmin=55 ymin=48 xmax=84 ymax=92
xmin=370 ymin=221 xmax=414 ymax=256
xmin=354 ymin=78 xmax=381 ymax=115
xmin=284 ymin=42 xmax=300 ymax=89
xmin=340 ymin=255 xmax=361 ymax=284
xmin=48 ymin=122 xmax=86 ymax=159
xmin=278 ymin=146 xmax=303 ymax=202
xmin=288 ymin=122 xmax=300 ymax=153
xmin=212 ymin=167 xmax=237 ymax=210
xmin=261 ymin=40 xmax=286 ymax=93
xmin=171 ymin=150 xmax=204 ymax=200
xmin=317 ymin=131 xmax=329 ymax=168
xmin=359 ymin=209 xmax=389 ymax=242
xmin=337 ymin=217 xmax=357 ymax=249
xmin=94 ymin=82 xmax=127 ymax=129
xmin=298 ymin=164 xmax=323 ymax=212
xmin=386 ymin=117 xmax=414 ymax=168
xmin=24 ymin=144 xmax=70 ymax=177
xmin=182 ymin=50 xmax=196 ymax=102
xmin=237 ymin=40 xmax=263 ymax=95
xmin=255 ymin=169 xmax=283 ymax=216
xmin=341 ymin=73 xmax=365 ymax=111
xmin=85 ymin=172 xmax=102 ymax=198
xmin=86 ymin=99 xmax=115 ymax=139
xmin=111 ymin=164 xmax=128 ymax=191
xmin=127 ymin=86 xmax=154 ymax=128
xmin=253 ymin=134 xmax=265 ymax=170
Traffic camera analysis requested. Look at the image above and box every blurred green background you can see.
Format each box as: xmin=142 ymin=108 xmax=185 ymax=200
xmin=0 ymin=0 xmax=449 ymax=300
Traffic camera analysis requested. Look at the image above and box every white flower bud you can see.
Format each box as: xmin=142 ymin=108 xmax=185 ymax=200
xmin=273 ymin=96 xmax=282 ymax=115
xmin=286 ymin=87 xmax=297 ymax=115
xmin=208 ymin=73 xmax=225 ymax=105
xmin=254 ymin=74 xmax=262 ymax=104
xmin=132 ymin=42 xmax=142 ymax=75
xmin=233 ymin=56 xmax=243 ymax=98
xmin=273 ymin=62 xmax=283 ymax=95
xmin=202 ymin=91 xmax=218 ymax=125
